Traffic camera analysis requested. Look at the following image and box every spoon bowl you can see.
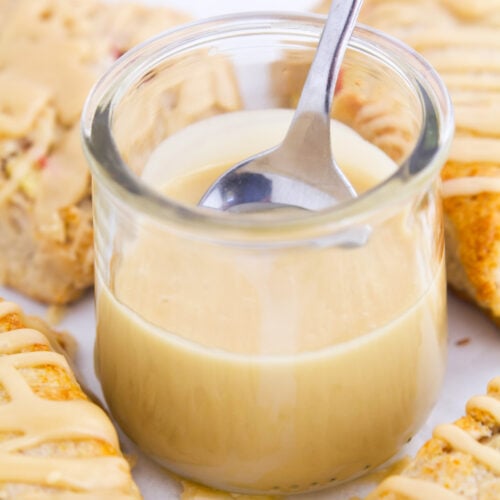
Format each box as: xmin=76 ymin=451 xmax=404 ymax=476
xmin=199 ymin=0 xmax=364 ymax=214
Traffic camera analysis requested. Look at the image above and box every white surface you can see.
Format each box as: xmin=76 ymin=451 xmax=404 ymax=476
xmin=5 ymin=1 xmax=500 ymax=499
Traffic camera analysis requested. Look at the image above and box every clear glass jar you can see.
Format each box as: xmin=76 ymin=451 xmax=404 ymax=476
xmin=82 ymin=13 xmax=453 ymax=496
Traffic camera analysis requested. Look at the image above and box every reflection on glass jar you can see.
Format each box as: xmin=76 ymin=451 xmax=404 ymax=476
xmin=82 ymin=14 xmax=453 ymax=495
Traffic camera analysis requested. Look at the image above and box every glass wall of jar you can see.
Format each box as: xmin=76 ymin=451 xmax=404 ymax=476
xmin=82 ymin=14 xmax=453 ymax=495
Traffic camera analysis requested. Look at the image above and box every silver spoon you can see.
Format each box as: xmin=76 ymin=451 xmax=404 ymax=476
xmin=199 ymin=0 xmax=364 ymax=217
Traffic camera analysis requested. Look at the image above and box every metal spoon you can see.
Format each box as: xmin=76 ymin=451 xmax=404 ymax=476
xmin=199 ymin=0 xmax=364 ymax=216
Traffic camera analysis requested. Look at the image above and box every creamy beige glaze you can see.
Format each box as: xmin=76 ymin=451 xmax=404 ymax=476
xmin=180 ymin=479 xmax=277 ymax=500
xmin=373 ymin=476 xmax=464 ymax=500
xmin=0 ymin=0 xmax=104 ymax=234
xmin=0 ymin=0 xmax=191 ymax=239
xmin=0 ymin=301 xmax=136 ymax=496
xmin=372 ymin=376 xmax=500 ymax=499
xmin=96 ymin=110 xmax=446 ymax=493
xmin=442 ymin=177 xmax=500 ymax=197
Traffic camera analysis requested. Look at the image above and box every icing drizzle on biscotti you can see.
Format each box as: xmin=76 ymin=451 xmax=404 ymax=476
xmin=372 ymin=377 xmax=500 ymax=499
xmin=0 ymin=301 xmax=138 ymax=496
xmin=442 ymin=177 xmax=500 ymax=198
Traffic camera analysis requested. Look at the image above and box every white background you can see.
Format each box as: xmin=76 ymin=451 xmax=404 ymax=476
xmin=4 ymin=1 xmax=499 ymax=499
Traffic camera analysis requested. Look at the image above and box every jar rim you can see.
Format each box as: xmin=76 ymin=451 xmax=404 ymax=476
xmin=81 ymin=12 xmax=454 ymax=245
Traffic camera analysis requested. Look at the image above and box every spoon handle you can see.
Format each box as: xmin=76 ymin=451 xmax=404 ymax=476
xmin=294 ymin=0 xmax=363 ymax=117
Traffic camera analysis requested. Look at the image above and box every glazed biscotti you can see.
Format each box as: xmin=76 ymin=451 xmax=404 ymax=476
xmin=0 ymin=0 xmax=240 ymax=304
xmin=315 ymin=0 xmax=500 ymax=323
xmin=367 ymin=377 xmax=500 ymax=499
xmin=0 ymin=298 xmax=140 ymax=498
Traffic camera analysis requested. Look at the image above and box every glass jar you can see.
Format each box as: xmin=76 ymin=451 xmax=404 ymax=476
xmin=82 ymin=13 xmax=453 ymax=496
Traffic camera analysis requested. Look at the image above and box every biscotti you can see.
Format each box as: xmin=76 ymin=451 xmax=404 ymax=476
xmin=0 ymin=0 xmax=240 ymax=304
xmin=367 ymin=377 xmax=500 ymax=500
xmin=0 ymin=298 xmax=141 ymax=498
